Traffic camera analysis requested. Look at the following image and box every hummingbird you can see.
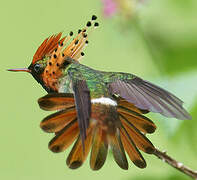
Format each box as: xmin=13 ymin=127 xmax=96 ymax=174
xmin=8 ymin=15 xmax=191 ymax=170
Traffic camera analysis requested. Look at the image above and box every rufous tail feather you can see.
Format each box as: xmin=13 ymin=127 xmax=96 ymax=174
xmin=38 ymin=93 xmax=157 ymax=169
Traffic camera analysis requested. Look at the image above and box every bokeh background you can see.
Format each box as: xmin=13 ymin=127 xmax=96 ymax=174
xmin=1 ymin=0 xmax=197 ymax=179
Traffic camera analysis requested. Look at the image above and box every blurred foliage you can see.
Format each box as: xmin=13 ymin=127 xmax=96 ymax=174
xmin=1 ymin=0 xmax=197 ymax=180
xmin=142 ymin=22 xmax=197 ymax=75
xmin=126 ymin=174 xmax=191 ymax=180
xmin=175 ymin=100 xmax=197 ymax=151
xmin=140 ymin=0 xmax=197 ymax=76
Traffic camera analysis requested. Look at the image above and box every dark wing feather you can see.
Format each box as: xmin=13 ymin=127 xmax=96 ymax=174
xmin=72 ymin=79 xmax=91 ymax=149
xmin=109 ymin=76 xmax=191 ymax=120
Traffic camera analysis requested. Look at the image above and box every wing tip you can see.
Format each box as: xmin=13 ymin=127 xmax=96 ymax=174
xmin=110 ymin=77 xmax=192 ymax=121
xmin=169 ymin=110 xmax=192 ymax=120
xmin=181 ymin=112 xmax=192 ymax=120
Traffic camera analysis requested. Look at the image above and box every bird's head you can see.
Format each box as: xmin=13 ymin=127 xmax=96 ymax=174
xmin=8 ymin=15 xmax=99 ymax=93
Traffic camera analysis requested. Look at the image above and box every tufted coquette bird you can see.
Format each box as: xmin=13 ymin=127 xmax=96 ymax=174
xmin=8 ymin=15 xmax=191 ymax=170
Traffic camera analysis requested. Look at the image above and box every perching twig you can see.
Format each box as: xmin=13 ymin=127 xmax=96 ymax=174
xmin=153 ymin=148 xmax=197 ymax=179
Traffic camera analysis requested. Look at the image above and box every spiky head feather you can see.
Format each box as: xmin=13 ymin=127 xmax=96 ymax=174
xmin=32 ymin=33 xmax=65 ymax=64
xmin=28 ymin=16 xmax=99 ymax=92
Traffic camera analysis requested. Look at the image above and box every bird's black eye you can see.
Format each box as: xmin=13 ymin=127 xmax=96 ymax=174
xmin=34 ymin=64 xmax=41 ymax=73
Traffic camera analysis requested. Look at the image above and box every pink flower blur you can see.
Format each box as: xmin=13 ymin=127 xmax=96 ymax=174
xmin=102 ymin=0 xmax=117 ymax=17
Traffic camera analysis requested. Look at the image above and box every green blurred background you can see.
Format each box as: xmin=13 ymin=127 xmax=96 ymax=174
xmin=1 ymin=0 xmax=197 ymax=179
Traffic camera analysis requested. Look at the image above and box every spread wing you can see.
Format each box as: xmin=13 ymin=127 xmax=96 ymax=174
xmin=68 ymin=69 xmax=91 ymax=148
xmin=108 ymin=75 xmax=191 ymax=120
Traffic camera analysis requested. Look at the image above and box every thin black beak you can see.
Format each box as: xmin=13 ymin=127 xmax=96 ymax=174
xmin=7 ymin=68 xmax=31 ymax=73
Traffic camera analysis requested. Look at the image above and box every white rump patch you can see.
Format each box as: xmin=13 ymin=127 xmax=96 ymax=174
xmin=91 ymin=97 xmax=117 ymax=106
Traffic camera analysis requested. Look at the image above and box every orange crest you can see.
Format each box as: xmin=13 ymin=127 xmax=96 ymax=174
xmin=32 ymin=15 xmax=99 ymax=91
xmin=32 ymin=33 xmax=65 ymax=64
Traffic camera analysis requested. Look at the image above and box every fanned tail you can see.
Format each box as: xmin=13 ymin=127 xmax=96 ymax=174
xmin=120 ymin=114 xmax=155 ymax=153
xmin=118 ymin=107 xmax=156 ymax=134
xmin=120 ymin=126 xmax=146 ymax=168
xmin=91 ymin=103 xmax=129 ymax=169
xmin=38 ymin=93 xmax=158 ymax=170
xmin=90 ymin=126 xmax=108 ymax=170
xmin=108 ymin=130 xmax=128 ymax=170
xmin=48 ymin=119 xmax=79 ymax=153
xmin=38 ymin=93 xmax=78 ymax=153
xmin=38 ymin=93 xmax=75 ymax=111
xmin=117 ymin=98 xmax=156 ymax=168
xmin=66 ymin=124 xmax=94 ymax=169
xmin=40 ymin=107 xmax=76 ymax=133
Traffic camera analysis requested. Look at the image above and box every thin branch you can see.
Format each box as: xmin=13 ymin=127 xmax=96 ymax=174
xmin=153 ymin=148 xmax=197 ymax=179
